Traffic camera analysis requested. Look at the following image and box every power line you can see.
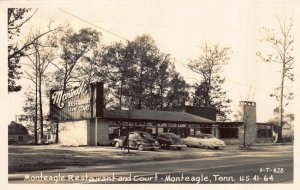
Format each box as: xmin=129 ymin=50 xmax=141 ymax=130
xmin=57 ymin=8 xmax=129 ymax=41
xmin=58 ymin=8 xmax=193 ymax=71
xmin=175 ymin=58 xmax=256 ymax=89
xmin=181 ymin=63 xmax=281 ymax=94
xmin=57 ymin=8 xmax=290 ymax=95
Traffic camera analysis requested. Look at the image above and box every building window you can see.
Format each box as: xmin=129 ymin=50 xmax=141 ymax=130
xmin=219 ymin=127 xmax=238 ymax=138
xmin=157 ymin=127 xmax=164 ymax=133
xmin=177 ymin=128 xmax=186 ymax=138
xmin=120 ymin=128 xmax=128 ymax=136
xmin=109 ymin=127 xmax=120 ymax=140
xmin=18 ymin=136 xmax=23 ymax=142
xmin=200 ymin=128 xmax=212 ymax=134
xmin=163 ymin=127 xmax=169 ymax=133
xmin=257 ymin=128 xmax=272 ymax=138
xmin=146 ymin=128 xmax=153 ymax=134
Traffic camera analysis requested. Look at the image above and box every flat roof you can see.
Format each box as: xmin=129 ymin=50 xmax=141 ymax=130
xmin=103 ymin=109 xmax=215 ymax=124
xmin=215 ymin=122 xmax=274 ymax=127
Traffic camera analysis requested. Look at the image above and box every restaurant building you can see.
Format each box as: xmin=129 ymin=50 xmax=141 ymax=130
xmin=50 ymin=82 xmax=276 ymax=146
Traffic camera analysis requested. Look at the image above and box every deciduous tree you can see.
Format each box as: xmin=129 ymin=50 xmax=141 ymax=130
xmin=151 ymin=54 xmax=170 ymax=110
xmin=56 ymin=27 xmax=101 ymax=90
xmin=8 ymin=8 xmax=35 ymax=92
xmin=22 ymin=28 xmax=59 ymax=143
xmin=165 ymin=64 xmax=189 ymax=110
xmin=257 ymin=16 xmax=294 ymax=143
xmin=8 ymin=8 xmax=58 ymax=92
xmin=125 ymin=34 xmax=161 ymax=109
xmin=188 ymin=41 xmax=232 ymax=119
xmin=101 ymin=42 xmax=134 ymax=109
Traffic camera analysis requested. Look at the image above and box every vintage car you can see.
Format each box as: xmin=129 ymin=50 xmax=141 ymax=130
xmin=8 ymin=139 xmax=18 ymax=145
xmin=155 ymin=133 xmax=187 ymax=150
xmin=113 ymin=131 xmax=160 ymax=151
xmin=182 ymin=133 xmax=226 ymax=149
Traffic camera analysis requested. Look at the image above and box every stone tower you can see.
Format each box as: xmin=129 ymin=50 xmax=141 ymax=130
xmin=238 ymin=101 xmax=257 ymax=146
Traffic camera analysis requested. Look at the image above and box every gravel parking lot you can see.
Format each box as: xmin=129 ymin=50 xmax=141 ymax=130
xmin=8 ymin=143 xmax=293 ymax=173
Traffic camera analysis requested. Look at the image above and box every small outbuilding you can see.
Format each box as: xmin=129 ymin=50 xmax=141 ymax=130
xmin=8 ymin=121 xmax=31 ymax=145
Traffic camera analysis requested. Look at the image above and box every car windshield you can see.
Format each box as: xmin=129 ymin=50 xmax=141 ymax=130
xmin=164 ymin=133 xmax=180 ymax=140
xmin=195 ymin=134 xmax=216 ymax=139
xmin=140 ymin=132 xmax=152 ymax=138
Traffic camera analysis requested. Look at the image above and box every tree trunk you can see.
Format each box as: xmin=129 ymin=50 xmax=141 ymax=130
xmin=206 ymin=70 xmax=212 ymax=107
xmin=55 ymin=65 xmax=68 ymax=144
xmin=119 ymin=78 xmax=124 ymax=109
xmin=277 ymin=64 xmax=285 ymax=143
xmin=39 ymin=63 xmax=44 ymax=140
xmin=160 ymin=86 xmax=164 ymax=110
xmin=126 ymin=121 xmax=130 ymax=154
xmin=34 ymin=50 xmax=38 ymax=145
xmin=138 ymin=64 xmax=143 ymax=109
xmin=35 ymin=48 xmax=44 ymax=141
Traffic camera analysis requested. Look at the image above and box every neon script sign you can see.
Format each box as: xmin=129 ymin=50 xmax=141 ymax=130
xmin=51 ymin=83 xmax=88 ymax=109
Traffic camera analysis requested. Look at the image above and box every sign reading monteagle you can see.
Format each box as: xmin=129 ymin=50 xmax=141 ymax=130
xmin=50 ymin=82 xmax=104 ymax=121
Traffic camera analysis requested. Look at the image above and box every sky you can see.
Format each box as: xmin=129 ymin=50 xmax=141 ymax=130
xmin=1 ymin=0 xmax=298 ymax=123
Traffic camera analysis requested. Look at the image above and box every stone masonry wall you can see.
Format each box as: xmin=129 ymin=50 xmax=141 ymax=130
xmin=238 ymin=101 xmax=257 ymax=145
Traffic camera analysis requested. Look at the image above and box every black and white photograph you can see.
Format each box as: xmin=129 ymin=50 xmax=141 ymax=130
xmin=1 ymin=0 xmax=299 ymax=189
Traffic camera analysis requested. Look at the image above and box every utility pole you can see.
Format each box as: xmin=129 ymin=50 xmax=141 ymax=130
xmin=34 ymin=44 xmax=38 ymax=145
xmin=95 ymin=117 xmax=98 ymax=146
xmin=242 ymin=102 xmax=246 ymax=148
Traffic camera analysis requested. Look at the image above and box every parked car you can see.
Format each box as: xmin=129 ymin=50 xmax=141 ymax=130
xmin=8 ymin=139 xmax=18 ymax=145
xmin=113 ymin=131 xmax=160 ymax=151
xmin=182 ymin=133 xmax=226 ymax=149
xmin=156 ymin=133 xmax=187 ymax=150
xmin=26 ymin=139 xmax=35 ymax=145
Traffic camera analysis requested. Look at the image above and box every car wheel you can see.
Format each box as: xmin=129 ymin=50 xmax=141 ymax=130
xmin=163 ymin=144 xmax=169 ymax=149
xmin=115 ymin=142 xmax=120 ymax=148
xmin=138 ymin=144 xmax=144 ymax=151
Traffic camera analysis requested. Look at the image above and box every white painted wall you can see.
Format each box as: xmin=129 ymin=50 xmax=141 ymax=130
xmin=58 ymin=120 xmax=88 ymax=146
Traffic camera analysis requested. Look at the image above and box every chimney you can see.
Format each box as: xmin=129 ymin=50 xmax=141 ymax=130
xmin=239 ymin=101 xmax=257 ymax=145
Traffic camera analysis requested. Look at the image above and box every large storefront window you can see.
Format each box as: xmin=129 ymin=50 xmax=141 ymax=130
xmin=200 ymin=128 xmax=212 ymax=134
xmin=18 ymin=136 xmax=23 ymax=142
xmin=219 ymin=127 xmax=238 ymax=138
xmin=108 ymin=122 xmax=214 ymax=140
xmin=146 ymin=128 xmax=154 ymax=134
xmin=257 ymin=126 xmax=272 ymax=138
xmin=177 ymin=128 xmax=187 ymax=138
xmin=109 ymin=127 xmax=120 ymax=140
